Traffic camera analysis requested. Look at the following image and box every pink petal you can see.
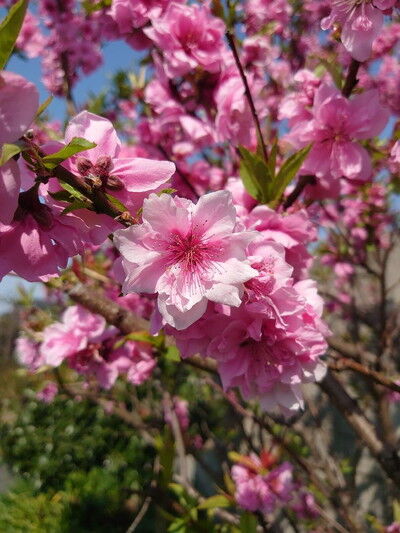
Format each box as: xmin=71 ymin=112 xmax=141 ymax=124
xmin=64 ymin=110 xmax=121 ymax=160
xmin=112 ymin=157 xmax=175 ymax=192
xmin=0 ymin=160 xmax=20 ymax=224
xmin=0 ymin=71 xmax=39 ymax=144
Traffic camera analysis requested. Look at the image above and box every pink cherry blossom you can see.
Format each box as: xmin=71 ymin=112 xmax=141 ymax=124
xmin=169 ymin=238 xmax=328 ymax=414
xmin=321 ymin=0 xmax=396 ymax=61
xmin=114 ymin=190 xmax=258 ymax=330
xmin=244 ymin=205 xmax=316 ymax=280
xmin=40 ymin=305 xmax=106 ymax=366
xmin=215 ymin=73 xmax=256 ymax=147
xmin=0 ymin=200 xmax=90 ymax=283
xmin=232 ymin=455 xmax=294 ymax=513
xmin=37 ymin=304 xmax=156 ymax=388
xmin=16 ymin=11 xmax=46 ymax=59
xmin=0 ymin=71 xmax=39 ymax=224
xmin=285 ymin=84 xmax=389 ymax=194
xmin=47 ymin=111 xmax=175 ymax=243
xmin=15 ymin=337 xmax=43 ymax=371
xmin=164 ymin=396 xmax=190 ymax=430
xmin=386 ymin=524 xmax=400 ymax=533
xmin=37 ymin=382 xmax=58 ymax=403
xmin=143 ymin=2 xmax=225 ymax=77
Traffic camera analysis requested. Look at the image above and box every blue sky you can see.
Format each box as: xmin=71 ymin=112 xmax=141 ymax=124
xmin=7 ymin=40 xmax=137 ymax=120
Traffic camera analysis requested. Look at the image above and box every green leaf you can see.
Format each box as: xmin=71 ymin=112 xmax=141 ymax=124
xmin=168 ymin=518 xmax=188 ymax=533
xmin=318 ymin=58 xmax=343 ymax=90
xmin=198 ymin=495 xmax=230 ymax=510
xmin=393 ymin=500 xmax=400 ymax=522
xmin=0 ymin=142 xmax=22 ymax=166
xmin=105 ymin=193 xmax=127 ymax=213
xmin=48 ymin=190 xmax=74 ymax=203
xmin=58 ymin=180 xmax=86 ymax=201
xmin=36 ymin=96 xmax=53 ymax=118
xmin=42 ymin=137 xmax=96 ymax=170
xmin=0 ymin=0 xmax=28 ymax=69
xmin=238 ymin=146 xmax=273 ymax=203
xmin=157 ymin=429 xmax=175 ymax=488
xmin=82 ymin=0 xmax=111 ymax=14
xmin=61 ymin=199 xmax=91 ymax=215
xmin=240 ymin=512 xmax=258 ymax=533
xmin=158 ymin=188 xmax=177 ymax=196
xmin=164 ymin=345 xmax=180 ymax=363
xmin=239 ymin=157 xmax=262 ymax=201
xmin=228 ymin=452 xmax=259 ymax=472
xmin=270 ymin=144 xmax=312 ymax=206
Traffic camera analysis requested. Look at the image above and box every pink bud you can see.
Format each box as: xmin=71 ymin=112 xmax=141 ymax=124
xmin=76 ymin=157 xmax=93 ymax=176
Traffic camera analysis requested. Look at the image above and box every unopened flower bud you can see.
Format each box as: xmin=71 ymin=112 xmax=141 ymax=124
xmin=76 ymin=157 xmax=93 ymax=176
xmin=106 ymin=175 xmax=124 ymax=191
xmin=94 ymin=155 xmax=112 ymax=177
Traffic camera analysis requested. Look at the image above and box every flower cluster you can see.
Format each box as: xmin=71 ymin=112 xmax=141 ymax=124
xmin=231 ymin=452 xmax=319 ymax=518
xmin=17 ymin=305 xmax=155 ymax=389
xmin=4 ymin=0 xmax=397 ymax=418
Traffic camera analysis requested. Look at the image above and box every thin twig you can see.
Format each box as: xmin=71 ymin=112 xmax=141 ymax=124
xmin=126 ymin=496 xmax=152 ymax=533
xmin=164 ymin=392 xmax=189 ymax=486
xmin=226 ymin=30 xmax=269 ymax=164
xmin=68 ymin=283 xmax=149 ymax=334
xmin=342 ymin=59 xmax=361 ymax=98
xmin=283 ymin=174 xmax=316 ymax=210
xmin=328 ymin=356 xmax=400 ymax=393
xmin=319 ymin=370 xmax=400 ymax=488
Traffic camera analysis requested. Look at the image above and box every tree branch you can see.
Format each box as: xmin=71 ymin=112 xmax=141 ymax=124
xmin=226 ymin=30 xmax=269 ymax=164
xmin=328 ymin=357 xmax=400 ymax=394
xmin=283 ymin=174 xmax=316 ymax=210
xmin=319 ymin=370 xmax=400 ymax=488
xmin=342 ymin=59 xmax=361 ymax=98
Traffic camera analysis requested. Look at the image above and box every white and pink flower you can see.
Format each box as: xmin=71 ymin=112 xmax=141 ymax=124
xmin=114 ymin=190 xmax=258 ymax=330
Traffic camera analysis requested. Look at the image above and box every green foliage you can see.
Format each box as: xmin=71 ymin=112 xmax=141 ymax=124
xmin=269 ymin=144 xmax=312 ymax=207
xmin=105 ymin=192 xmax=128 ymax=213
xmin=0 ymin=0 xmax=28 ymax=69
xmin=0 ymin=481 xmax=65 ymax=532
xmin=317 ymin=58 xmax=343 ymax=90
xmin=81 ymin=0 xmax=112 ymax=14
xmin=239 ymin=146 xmax=272 ymax=203
xmin=0 ymin=143 xmax=22 ymax=166
xmin=60 ymin=468 xmax=133 ymax=532
xmin=0 ymin=392 xmax=155 ymax=492
xmin=0 ymin=470 xmax=134 ymax=533
xmin=238 ymin=145 xmax=311 ymax=206
xmin=42 ymin=138 xmax=96 ymax=170
xmin=239 ymin=512 xmax=258 ymax=533
xmin=198 ymin=494 xmax=231 ymax=510
xmin=36 ymin=96 xmax=54 ymax=119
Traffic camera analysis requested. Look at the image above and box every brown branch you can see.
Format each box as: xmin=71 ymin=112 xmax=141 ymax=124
xmin=164 ymin=392 xmax=189 ymax=486
xmin=342 ymin=59 xmax=361 ymax=98
xmin=66 ymin=283 xmax=218 ymax=375
xmin=126 ymin=496 xmax=152 ymax=533
xmin=327 ymin=338 xmax=376 ymax=364
xmin=328 ymin=357 xmax=400 ymax=394
xmin=157 ymin=144 xmax=199 ymax=199
xmin=319 ymin=371 xmax=400 ymax=488
xmin=52 ymin=164 xmax=135 ymax=226
xmin=226 ymin=30 xmax=269 ymax=164
xmin=283 ymin=174 xmax=316 ymax=210
xmin=206 ymin=378 xmax=353 ymax=533
xmin=67 ymin=283 xmax=148 ymax=334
